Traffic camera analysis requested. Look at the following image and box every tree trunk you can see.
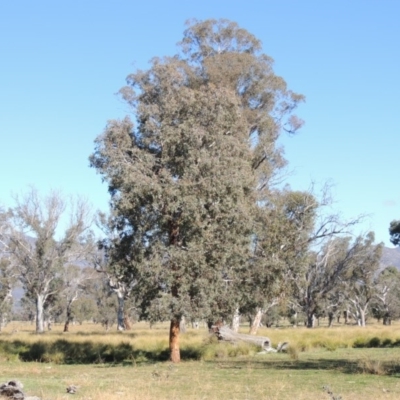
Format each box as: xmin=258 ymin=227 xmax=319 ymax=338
xmin=64 ymin=303 xmax=73 ymax=332
xmin=36 ymin=294 xmax=45 ymax=333
xmin=249 ymin=309 xmax=263 ymax=335
xmin=231 ymin=308 xmax=240 ymax=333
xmin=383 ymin=315 xmax=391 ymax=325
xmin=328 ymin=312 xmax=334 ymax=327
xmin=354 ymin=307 xmax=366 ymax=327
xmin=306 ymin=311 xmax=315 ymax=328
xmin=169 ymin=318 xmax=180 ymax=363
xmin=191 ymin=321 xmax=199 ymax=329
xmin=0 ymin=313 xmax=8 ymax=331
xmin=291 ymin=312 xmax=298 ymax=327
xmin=179 ymin=316 xmax=187 ymax=333
xmin=117 ymin=294 xmax=125 ymax=331
xmin=216 ymin=325 xmax=272 ymax=350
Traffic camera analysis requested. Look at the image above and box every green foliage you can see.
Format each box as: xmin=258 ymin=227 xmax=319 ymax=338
xmin=0 ymin=258 xmax=13 ymax=324
xmin=0 ymin=338 xmax=200 ymax=364
xmin=382 ymin=338 xmax=393 ymax=347
xmin=371 ymin=266 xmax=400 ymax=324
xmin=352 ymin=336 xmax=400 ymax=349
xmin=368 ymin=337 xmax=381 ymax=348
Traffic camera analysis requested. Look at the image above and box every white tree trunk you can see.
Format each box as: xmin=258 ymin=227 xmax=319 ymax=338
xmin=36 ymin=294 xmax=45 ymax=333
xmin=249 ymin=308 xmax=263 ymax=335
xmin=358 ymin=307 xmax=366 ymax=327
xmin=231 ymin=308 xmax=240 ymax=333
xmin=217 ymin=325 xmax=272 ymax=350
xmin=179 ymin=316 xmax=187 ymax=333
xmin=349 ymin=298 xmax=369 ymax=327
xmin=117 ymin=293 xmax=125 ymax=331
xmin=306 ymin=311 xmax=315 ymax=328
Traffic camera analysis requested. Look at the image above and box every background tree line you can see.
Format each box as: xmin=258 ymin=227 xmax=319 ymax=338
xmin=0 ymin=187 xmax=399 ymax=338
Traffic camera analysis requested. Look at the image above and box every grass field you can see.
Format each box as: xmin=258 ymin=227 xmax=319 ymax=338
xmin=1 ymin=321 xmax=400 ymax=399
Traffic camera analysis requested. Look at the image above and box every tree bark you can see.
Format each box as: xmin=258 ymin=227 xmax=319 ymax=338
xmin=216 ymin=325 xmax=272 ymax=350
xmin=231 ymin=308 xmax=240 ymax=333
xmin=291 ymin=312 xmax=298 ymax=327
xmin=191 ymin=321 xmax=199 ymax=329
xmin=64 ymin=305 xmax=72 ymax=332
xmin=328 ymin=312 xmax=334 ymax=328
xmin=36 ymin=294 xmax=45 ymax=333
xmin=179 ymin=316 xmax=187 ymax=333
xmin=169 ymin=318 xmax=180 ymax=363
xmin=344 ymin=310 xmax=349 ymax=324
xmin=249 ymin=308 xmax=263 ymax=335
xmin=117 ymin=294 xmax=125 ymax=331
xmin=358 ymin=308 xmax=366 ymax=327
xmin=306 ymin=311 xmax=315 ymax=328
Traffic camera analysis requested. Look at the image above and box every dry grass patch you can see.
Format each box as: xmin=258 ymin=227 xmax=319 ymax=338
xmin=1 ymin=322 xmax=400 ymax=399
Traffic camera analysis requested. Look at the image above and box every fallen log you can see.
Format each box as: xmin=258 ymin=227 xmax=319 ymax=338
xmin=214 ymin=325 xmax=273 ymax=351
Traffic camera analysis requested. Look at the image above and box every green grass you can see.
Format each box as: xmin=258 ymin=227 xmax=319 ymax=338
xmin=1 ymin=321 xmax=400 ymax=399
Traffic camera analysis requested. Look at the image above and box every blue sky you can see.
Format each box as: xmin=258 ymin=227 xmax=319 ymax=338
xmin=0 ymin=0 xmax=398 ymax=246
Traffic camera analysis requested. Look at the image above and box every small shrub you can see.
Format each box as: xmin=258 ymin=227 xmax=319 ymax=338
xmin=296 ymin=340 xmax=310 ymax=352
xmin=133 ymin=351 xmax=149 ymax=363
xmin=287 ymin=345 xmax=299 ymax=361
xmin=227 ymin=343 xmax=257 ymax=357
xmin=203 ymin=334 xmax=219 ymax=345
xmin=382 ymin=338 xmax=393 ymax=347
xmin=367 ymin=337 xmax=381 ymax=348
xmin=358 ymin=357 xmax=388 ymax=375
xmin=200 ymin=343 xmax=226 ymax=361
xmin=353 ymin=338 xmax=367 ymax=348
xmin=322 ymin=341 xmax=338 ymax=352
xmin=42 ymin=351 xmax=65 ymax=364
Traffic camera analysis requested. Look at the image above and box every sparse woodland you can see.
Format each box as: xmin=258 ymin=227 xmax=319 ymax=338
xmin=1 ymin=21 xmax=400 ymax=380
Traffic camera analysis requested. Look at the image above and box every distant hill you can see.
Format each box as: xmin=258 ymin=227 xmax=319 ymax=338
xmin=381 ymin=246 xmax=400 ymax=271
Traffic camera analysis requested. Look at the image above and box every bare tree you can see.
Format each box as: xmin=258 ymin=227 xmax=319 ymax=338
xmin=372 ymin=267 xmax=400 ymax=325
xmin=0 ymin=259 xmax=14 ymax=330
xmin=61 ymin=265 xmax=96 ymax=332
xmin=0 ymin=208 xmax=18 ymax=330
xmin=341 ymin=233 xmax=382 ymax=327
xmin=94 ymin=256 xmax=136 ymax=331
xmin=6 ymin=188 xmax=94 ymax=333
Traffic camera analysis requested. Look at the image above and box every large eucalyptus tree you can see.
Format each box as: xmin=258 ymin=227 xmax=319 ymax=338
xmin=90 ymin=19 xmax=304 ymax=362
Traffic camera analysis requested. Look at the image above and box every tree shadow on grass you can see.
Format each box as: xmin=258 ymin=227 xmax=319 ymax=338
xmin=0 ymin=339 xmax=201 ymax=364
xmin=210 ymin=356 xmax=400 ymax=377
xmin=210 ymin=358 xmax=360 ymax=374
